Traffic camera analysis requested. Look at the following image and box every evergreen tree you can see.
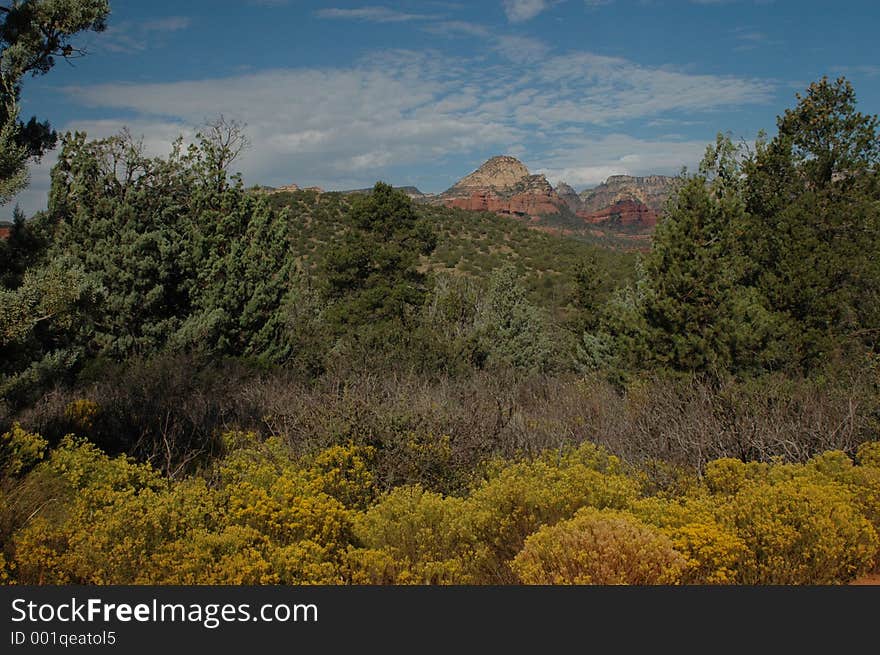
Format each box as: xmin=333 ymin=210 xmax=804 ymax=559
xmin=0 ymin=257 xmax=92 ymax=405
xmin=0 ymin=0 xmax=109 ymax=203
xmin=321 ymin=182 xmax=437 ymax=331
xmin=593 ymin=136 xmax=786 ymax=376
xmin=741 ymin=77 xmax=880 ymax=369
xmin=478 ymin=265 xmax=555 ymax=373
xmin=46 ymin=132 xmax=192 ymax=359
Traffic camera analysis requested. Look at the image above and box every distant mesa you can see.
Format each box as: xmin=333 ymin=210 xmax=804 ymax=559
xmin=260 ymin=183 xmax=325 ymax=194
xmin=578 ymin=199 xmax=660 ymax=230
xmin=579 ymin=175 xmax=677 ymax=215
xmin=342 ymin=185 xmax=429 ymax=200
xmin=554 ymin=181 xmax=582 ymax=213
xmin=436 ymin=155 xmax=677 ymax=236
xmin=442 ymin=155 xmax=532 ymax=195
xmin=438 ymin=155 xmax=564 ymax=221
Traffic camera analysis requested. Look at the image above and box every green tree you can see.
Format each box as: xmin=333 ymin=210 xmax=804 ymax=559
xmin=46 ymin=123 xmax=300 ymax=367
xmin=571 ymin=254 xmax=606 ymax=332
xmin=0 ymin=257 xmax=93 ymax=405
xmin=321 ymin=182 xmax=437 ymax=331
xmin=589 ymin=136 xmax=786 ymax=377
xmin=635 ymin=136 xmax=779 ymax=374
xmin=46 ymin=131 xmax=192 ymax=359
xmin=741 ymin=77 xmax=880 ymax=369
xmin=477 ymin=265 xmax=556 ymax=372
xmin=0 ymin=0 xmax=109 ymax=202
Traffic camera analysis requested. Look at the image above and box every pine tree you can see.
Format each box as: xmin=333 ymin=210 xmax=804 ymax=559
xmin=741 ymin=77 xmax=880 ymax=369
xmin=321 ymin=182 xmax=437 ymax=332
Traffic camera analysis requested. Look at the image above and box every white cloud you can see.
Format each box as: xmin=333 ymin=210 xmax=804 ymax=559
xmin=316 ymin=7 xmax=438 ymax=23
xmin=525 ymin=52 xmax=773 ymax=124
xmin=142 ymin=17 xmax=191 ymax=32
xmin=492 ymin=35 xmax=550 ymax=63
xmin=422 ymin=20 xmax=490 ymax=38
xmin=535 ymin=134 xmax=706 ymax=188
xmin=502 ymin=0 xmax=550 ymax=23
xmin=97 ymin=16 xmax=191 ymax=53
xmin=832 ymin=64 xmax=880 ymax=78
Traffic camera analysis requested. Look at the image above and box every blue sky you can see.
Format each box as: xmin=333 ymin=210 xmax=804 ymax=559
xmin=6 ymin=0 xmax=880 ymax=217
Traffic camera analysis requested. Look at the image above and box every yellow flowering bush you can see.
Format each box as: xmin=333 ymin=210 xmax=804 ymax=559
xmin=665 ymin=522 xmax=749 ymax=584
xmin=856 ymin=442 xmax=880 ymax=469
xmin=511 ymin=508 xmax=686 ymax=585
xmin=718 ymin=478 xmax=878 ymax=584
xmin=350 ymin=485 xmax=477 ymax=584
xmin=466 ymin=444 xmax=639 ymax=582
xmin=3 ymin=428 xmax=880 ymax=585
xmin=1 ymin=423 xmax=47 ymax=476
xmin=306 ymin=443 xmax=377 ymax=510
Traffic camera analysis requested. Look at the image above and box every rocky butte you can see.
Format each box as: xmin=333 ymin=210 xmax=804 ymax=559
xmin=435 ymin=156 xmax=678 ymax=236
xmin=437 ymin=156 xmax=563 ymax=221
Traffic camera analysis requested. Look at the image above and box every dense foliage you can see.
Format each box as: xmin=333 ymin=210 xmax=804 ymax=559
xmin=586 ymin=77 xmax=880 ymax=378
xmin=1 ymin=424 xmax=878 ymax=584
xmin=1 ymin=76 xmax=879 ymax=585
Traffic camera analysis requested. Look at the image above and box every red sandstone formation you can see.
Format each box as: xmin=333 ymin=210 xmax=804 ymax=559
xmin=439 ymin=156 xmax=564 ymax=220
xmin=447 ymin=189 xmax=560 ymax=218
xmin=577 ymin=199 xmax=659 ymax=230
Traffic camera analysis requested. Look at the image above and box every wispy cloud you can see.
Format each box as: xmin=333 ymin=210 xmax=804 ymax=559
xmin=502 ymin=0 xmax=551 ymax=23
xmin=730 ymin=27 xmax=782 ymax=51
xmin=492 ymin=35 xmax=550 ymax=63
xmin=316 ymin=6 xmax=439 ymax=23
xmin=831 ymin=64 xmax=880 ymax=78
xmin=57 ymin=44 xmax=773 ymax=198
xmin=142 ymin=17 xmax=191 ymax=32
xmin=98 ymin=16 xmax=191 ymax=53
xmin=536 ymin=134 xmax=706 ymax=187
xmin=422 ymin=20 xmax=490 ymax=38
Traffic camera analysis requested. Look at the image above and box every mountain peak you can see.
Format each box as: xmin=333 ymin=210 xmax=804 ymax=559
xmin=445 ymin=155 xmax=531 ymax=194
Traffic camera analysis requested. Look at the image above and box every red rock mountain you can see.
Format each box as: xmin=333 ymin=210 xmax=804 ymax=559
xmin=579 ymin=200 xmax=660 ymax=230
xmin=437 ymin=156 xmax=677 ymax=235
xmin=579 ymin=175 xmax=676 ymax=214
xmin=554 ymin=181 xmax=582 ymax=213
xmin=439 ymin=156 xmax=563 ymax=220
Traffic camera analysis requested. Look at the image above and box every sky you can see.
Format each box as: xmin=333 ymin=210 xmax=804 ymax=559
xmin=5 ymin=0 xmax=880 ymax=218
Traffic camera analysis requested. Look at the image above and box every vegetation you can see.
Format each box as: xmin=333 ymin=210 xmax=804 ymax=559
xmin=1 ymin=425 xmax=878 ymax=584
xmin=0 ymin=0 xmax=109 ymax=203
xmin=1 ymin=74 xmax=878 ymax=585
xmin=588 ymin=78 xmax=880 ymax=378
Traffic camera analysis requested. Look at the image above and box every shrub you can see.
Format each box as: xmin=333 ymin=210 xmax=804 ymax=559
xmin=1 ymin=423 xmax=47 ymax=476
xmin=511 ymin=508 xmax=686 ymax=585
xmin=306 ymin=443 xmax=377 ymax=510
xmin=665 ymin=522 xmax=749 ymax=584
xmin=351 ymin=485 xmax=476 ymax=584
xmin=719 ymin=478 xmax=878 ymax=584
xmin=630 ymin=496 xmax=747 ymax=584
xmin=64 ymin=399 xmax=100 ymax=434
xmin=466 ymin=443 xmax=639 ymax=582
